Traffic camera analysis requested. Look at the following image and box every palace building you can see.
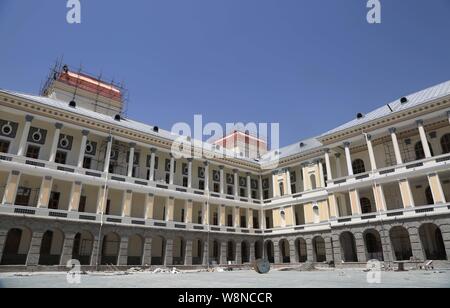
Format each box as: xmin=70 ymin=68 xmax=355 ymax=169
xmin=0 ymin=65 xmax=449 ymax=269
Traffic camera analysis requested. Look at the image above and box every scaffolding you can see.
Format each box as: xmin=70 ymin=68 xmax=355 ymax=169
xmin=40 ymin=58 xmax=130 ymax=116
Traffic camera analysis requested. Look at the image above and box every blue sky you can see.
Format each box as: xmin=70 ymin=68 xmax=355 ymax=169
xmin=0 ymin=0 xmax=449 ymax=147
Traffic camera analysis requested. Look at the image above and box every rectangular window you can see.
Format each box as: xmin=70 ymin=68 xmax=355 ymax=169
xmin=78 ymin=196 xmax=87 ymax=213
xmin=55 ymin=151 xmax=67 ymax=165
xmin=263 ymin=190 xmax=269 ymax=200
xmin=105 ymin=200 xmax=111 ymax=215
xmin=213 ymin=212 xmax=218 ymax=225
xmin=15 ymin=187 xmax=31 ymax=206
xmin=213 ymin=183 xmax=220 ymax=193
xmin=240 ymin=215 xmax=246 ymax=228
xmin=183 ymin=177 xmax=188 ymax=187
xmin=0 ymin=140 xmax=10 ymax=153
xmin=291 ymin=184 xmax=296 ymax=194
xmin=240 ymin=188 xmax=246 ymax=197
xmin=227 ymin=186 xmax=234 ymax=196
xmin=48 ymin=192 xmax=60 ymax=210
xmin=227 ymin=214 xmax=233 ymax=227
xmin=199 ymin=180 xmax=205 ymax=190
xmin=251 ymin=190 xmax=257 ymax=199
xmin=26 ymin=145 xmax=40 ymax=159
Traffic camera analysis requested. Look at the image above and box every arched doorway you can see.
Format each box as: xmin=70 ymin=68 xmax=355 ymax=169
xmin=39 ymin=229 xmax=64 ymax=265
xmin=255 ymin=241 xmax=263 ymax=260
xmin=419 ymin=224 xmax=447 ymax=260
xmin=340 ymin=232 xmax=358 ymax=262
xmin=264 ymin=241 xmax=274 ymax=263
xmin=192 ymin=239 xmax=203 ymax=265
xmin=127 ymin=234 xmax=144 ymax=266
xmin=72 ymin=231 xmax=94 ymax=265
xmin=296 ymin=238 xmax=307 ymax=262
xmin=390 ymin=226 xmax=412 ymax=261
xmin=364 ymin=229 xmax=384 ymax=261
xmin=227 ymin=241 xmax=235 ymax=263
xmin=151 ymin=236 xmax=165 ymax=265
xmin=279 ymin=239 xmax=290 ymax=263
xmin=101 ymin=232 xmax=120 ymax=265
xmin=312 ymin=236 xmax=326 ymax=262
xmin=1 ymin=228 xmax=32 ymax=265
xmin=241 ymin=242 xmax=250 ymax=263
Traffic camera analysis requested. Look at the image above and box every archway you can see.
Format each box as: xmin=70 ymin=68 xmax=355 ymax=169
xmin=340 ymin=232 xmax=358 ymax=262
xmin=1 ymin=228 xmax=32 ymax=265
xmin=241 ymin=241 xmax=250 ymax=263
xmin=312 ymin=236 xmax=326 ymax=262
xmin=364 ymin=229 xmax=384 ymax=261
xmin=264 ymin=241 xmax=274 ymax=263
xmin=127 ymin=234 xmax=144 ymax=266
xmin=279 ymin=239 xmax=290 ymax=263
xmin=72 ymin=231 xmax=94 ymax=265
xmin=390 ymin=226 xmax=412 ymax=261
xmin=151 ymin=236 xmax=165 ymax=265
xmin=39 ymin=229 xmax=64 ymax=265
xmin=227 ymin=241 xmax=235 ymax=263
xmin=100 ymin=232 xmax=120 ymax=265
xmin=419 ymin=224 xmax=447 ymax=260
xmin=296 ymin=238 xmax=308 ymax=262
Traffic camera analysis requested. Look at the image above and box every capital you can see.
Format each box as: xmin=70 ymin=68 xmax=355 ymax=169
xmin=25 ymin=115 xmax=34 ymax=122
xmin=55 ymin=123 xmax=63 ymax=130
xmin=343 ymin=141 xmax=351 ymax=148
xmin=416 ymin=119 xmax=424 ymax=127
xmin=82 ymin=130 xmax=90 ymax=137
xmin=388 ymin=127 xmax=397 ymax=134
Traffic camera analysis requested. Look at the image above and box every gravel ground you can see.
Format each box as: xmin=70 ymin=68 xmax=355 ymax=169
xmin=1 ymin=269 xmax=449 ymax=288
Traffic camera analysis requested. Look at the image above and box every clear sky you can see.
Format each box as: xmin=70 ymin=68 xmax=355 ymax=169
xmin=0 ymin=0 xmax=449 ymax=148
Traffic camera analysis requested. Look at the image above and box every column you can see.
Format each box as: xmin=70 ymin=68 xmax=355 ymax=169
xmin=77 ymin=130 xmax=90 ymax=168
xmin=349 ymin=189 xmax=361 ymax=215
xmin=235 ymin=241 xmax=242 ymax=265
xmin=219 ymin=166 xmax=224 ymax=194
xmin=204 ymin=161 xmax=209 ymax=192
xmin=286 ymin=169 xmax=292 ymax=195
xmin=149 ymin=148 xmax=156 ymax=181
xmin=186 ymin=200 xmax=193 ymax=224
xmin=165 ymin=197 xmax=175 ymax=221
xmin=355 ymin=233 xmax=367 ymax=262
xmin=164 ymin=238 xmax=173 ymax=266
xmin=68 ymin=181 xmax=83 ymax=212
xmin=306 ymin=238 xmax=314 ymax=262
xmin=317 ymin=160 xmax=325 ymax=187
xmin=37 ymin=176 xmax=53 ymax=208
xmin=233 ymin=169 xmax=239 ymax=197
xmin=249 ymin=242 xmax=256 ymax=263
xmin=372 ymin=183 xmax=387 ymax=212
xmin=0 ymin=230 xmax=7 ymax=260
xmin=142 ymin=237 xmax=152 ymax=266
xmin=144 ymin=194 xmax=154 ymax=220
xmin=399 ymin=179 xmax=415 ymax=208
xmin=274 ymin=241 xmax=281 ymax=264
xmin=258 ymin=176 xmax=264 ymax=201
xmin=344 ymin=142 xmax=353 ymax=176
xmin=60 ymin=233 xmax=76 ymax=266
xmin=90 ymin=237 xmax=100 ymax=266
xmin=26 ymin=231 xmax=44 ymax=266
xmin=324 ymin=149 xmax=333 ymax=182
xmin=259 ymin=209 xmax=266 ymax=230
xmin=118 ymin=236 xmax=129 ymax=266
xmin=289 ymin=239 xmax=296 ymax=264
xmin=219 ymin=205 xmax=226 ymax=226
xmin=334 ymin=153 xmax=342 ymax=178
xmin=234 ymin=207 xmax=240 ymax=228
xmin=17 ymin=115 xmax=33 ymax=157
xmin=184 ymin=239 xmax=193 ymax=266
xmin=96 ymin=185 xmax=108 ymax=214
xmin=122 ymin=190 xmax=133 ymax=217
xmin=409 ymin=228 xmax=425 ymax=261
xmin=220 ymin=242 xmax=227 ymax=265
xmin=427 ymin=173 xmax=446 ymax=204
xmin=246 ymin=173 xmax=252 ymax=198
xmin=127 ymin=143 xmax=136 ymax=178
xmin=328 ymin=194 xmax=338 ymax=218
xmin=2 ymin=170 xmax=20 ymax=205
xmin=365 ymin=134 xmax=377 ymax=171
xmin=169 ymin=155 xmax=175 ymax=185
xmin=187 ymin=158 xmax=193 ymax=188
xmin=247 ymin=208 xmax=253 ymax=229
xmin=417 ymin=120 xmax=432 ymax=158
xmin=103 ymin=136 xmax=113 ymax=173
xmin=49 ymin=123 xmax=63 ymax=163
xmin=389 ymin=128 xmax=403 ymax=165
xmin=202 ymin=202 xmax=209 ymax=225
xmin=202 ymin=241 xmax=209 ymax=266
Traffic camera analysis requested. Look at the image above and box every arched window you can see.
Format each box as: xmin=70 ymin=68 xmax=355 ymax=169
xmin=425 ymin=186 xmax=434 ymax=205
xmin=360 ymin=197 xmax=372 ymax=214
xmin=310 ymin=174 xmax=317 ymax=190
xmin=415 ymin=141 xmax=434 ymax=160
xmin=441 ymin=134 xmax=450 ymax=154
xmin=313 ymin=205 xmax=320 ymax=224
xmin=352 ymin=159 xmax=366 ymax=174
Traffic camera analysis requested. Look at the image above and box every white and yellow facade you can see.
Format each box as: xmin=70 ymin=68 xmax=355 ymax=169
xmin=0 ymin=71 xmax=450 ymax=269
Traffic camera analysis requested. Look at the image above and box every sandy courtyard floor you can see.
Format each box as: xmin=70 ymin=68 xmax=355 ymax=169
xmin=0 ymin=269 xmax=449 ymax=288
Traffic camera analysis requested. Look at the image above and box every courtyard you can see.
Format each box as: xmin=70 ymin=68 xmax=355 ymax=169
xmin=0 ymin=268 xmax=449 ymax=288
